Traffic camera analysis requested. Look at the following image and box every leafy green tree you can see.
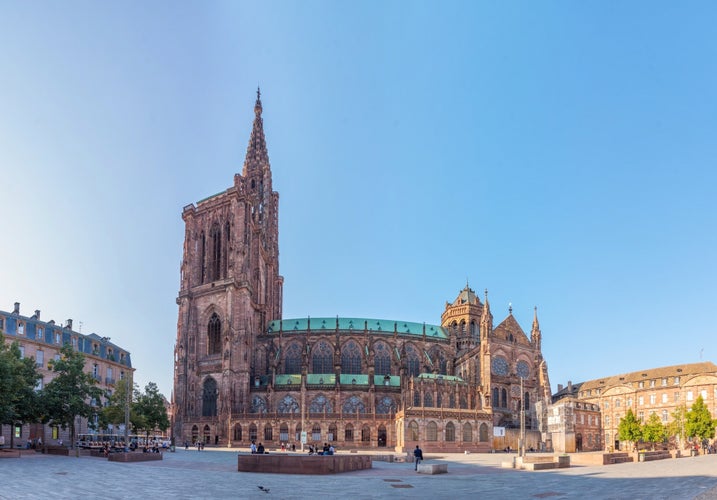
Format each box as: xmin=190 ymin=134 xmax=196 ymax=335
xmin=685 ymin=395 xmax=717 ymax=448
xmin=134 ymin=382 xmax=170 ymax=442
xmin=618 ymin=408 xmax=642 ymax=451
xmin=0 ymin=333 xmax=43 ymax=448
xmin=667 ymin=405 xmax=688 ymax=449
xmin=99 ymin=379 xmax=143 ymax=436
xmin=42 ymin=344 xmax=103 ymax=455
xmin=642 ymin=412 xmax=666 ymax=450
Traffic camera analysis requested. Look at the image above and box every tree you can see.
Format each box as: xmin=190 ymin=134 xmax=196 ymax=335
xmin=685 ymin=395 xmax=717 ymax=450
xmin=0 ymin=333 xmax=43 ymax=448
xmin=666 ymin=405 xmax=688 ymax=450
xmin=42 ymin=344 xmax=103 ymax=455
xmin=134 ymin=382 xmax=170 ymax=443
xmin=642 ymin=412 xmax=666 ymax=450
xmin=99 ymin=379 xmax=143 ymax=436
xmin=618 ymin=408 xmax=642 ymax=451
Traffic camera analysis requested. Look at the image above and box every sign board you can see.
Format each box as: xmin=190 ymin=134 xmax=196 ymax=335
xmin=493 ymin=426 xmax=506 ymax=437
xmin=300 ymin=431 xmax=307 ymax=444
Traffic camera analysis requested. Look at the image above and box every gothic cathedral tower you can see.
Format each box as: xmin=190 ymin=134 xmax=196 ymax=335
xmin=172 ymin=90 xmax=283 ymax=443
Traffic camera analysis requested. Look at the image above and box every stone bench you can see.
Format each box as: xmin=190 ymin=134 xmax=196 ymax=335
xmin=417 ymin=463 xmax=448 ymax=474
xmin=641 ymin=452 xmax=670 ymax=462
xmin=523 ymin=462 xmax=556 ymax=471
xmin=108 ymin=452 xmax=163 ymax=462
xmin=237 ymin=453 xmax=371 ymax=474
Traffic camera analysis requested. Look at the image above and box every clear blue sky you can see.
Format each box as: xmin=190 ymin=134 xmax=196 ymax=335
xmin=1 ymin=1 xmax=715 ymax=398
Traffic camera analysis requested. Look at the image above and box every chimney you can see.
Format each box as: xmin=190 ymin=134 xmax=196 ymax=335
xmin=66 ymin=319 xmax=73 ymax=330
xmin=13 ymin=302 xmax=20 ymax=314
xmin=557 ymin=384 xmax=563 ymax=393
xmin=567 ymin=380 xmax=573 ymax=393
xmin=34 ymin=310 xmax=41 ymax=320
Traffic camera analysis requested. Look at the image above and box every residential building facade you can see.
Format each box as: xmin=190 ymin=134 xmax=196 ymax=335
xmin=0 ymin=302 xmax=134 ymax=448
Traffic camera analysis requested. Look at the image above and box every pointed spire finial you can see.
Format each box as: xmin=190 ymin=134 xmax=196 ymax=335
xmin=508 ymin=302 xmax=513 ymax=315
xmin=255 ymin=86 xmax=263 ymax=116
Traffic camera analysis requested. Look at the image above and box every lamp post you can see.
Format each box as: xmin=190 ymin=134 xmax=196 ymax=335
xmin=123 ymin=373 xmax=131 ymax=452
xmin=520 ymin=376 xmax=525 ymax=458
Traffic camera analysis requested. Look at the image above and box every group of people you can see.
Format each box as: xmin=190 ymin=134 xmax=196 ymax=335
xmin=250 ymin=441 xmax=265 ymax=454
xmin=308 ymin=443 xmax=335 ymax=455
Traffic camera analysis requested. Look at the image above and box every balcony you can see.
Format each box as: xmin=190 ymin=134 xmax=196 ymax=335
xmin=105 ymin=377 xmax=115 ymax=385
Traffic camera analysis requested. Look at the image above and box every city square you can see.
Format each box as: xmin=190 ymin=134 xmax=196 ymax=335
xmin=2 ymin=449 xmax=717 ymax=500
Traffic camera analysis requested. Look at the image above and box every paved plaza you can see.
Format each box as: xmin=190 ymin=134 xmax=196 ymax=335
xmin=2 ymin=448 xmax=717 ymax=500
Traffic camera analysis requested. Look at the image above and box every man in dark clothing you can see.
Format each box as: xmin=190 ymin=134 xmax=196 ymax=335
xmin=414 ymin=445 xmax=423 ymax=471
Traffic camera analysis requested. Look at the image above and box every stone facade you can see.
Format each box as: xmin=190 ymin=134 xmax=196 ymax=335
xmin=0 ymin=303 xmax=134 ymax=448
xmin=171 ymin=91 xmax=552 ymax=452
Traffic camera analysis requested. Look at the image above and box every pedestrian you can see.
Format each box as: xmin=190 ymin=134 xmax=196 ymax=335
xmin=414 ymin=445 xmax=423 ymax=471
xmin=250 ymin=440 xmax=257 ymax=454
xmin=257 ymin=442 xmax=265 ymax=454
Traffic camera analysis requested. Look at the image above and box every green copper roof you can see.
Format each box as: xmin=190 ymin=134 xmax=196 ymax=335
xmin=339 ymin=374 xmax=369 ymax=385
xmin=274 ymin=374 xmax=301 ymax=386
xmin=266 ymin=317 xmax=448 ymax=339
xmin=416 ymin=373 xmax=465 ymax=383
xmin=196 ymin=190 xmax=225 ymax=204
xmin=375 ymin=375 xmax=401 ymax=387
xmin=306 ymin=374 xmax=336 ymax=385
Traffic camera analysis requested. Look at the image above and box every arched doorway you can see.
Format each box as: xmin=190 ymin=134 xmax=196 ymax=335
xmin=191 ymin=425 xmax=199 ymax=444
xmin=576 ymin=433 xmax=583 ymax=452
xmin=378 ymin=425 xmax=387 ymax=447
xmin=203 ymin=425 xmax=211 ymax=444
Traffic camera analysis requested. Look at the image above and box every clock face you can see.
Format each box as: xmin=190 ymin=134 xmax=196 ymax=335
xmin=517 ymin=361 xmax=530 ymax=379
xmin=491 ymin=356 xmax=509 ymax=376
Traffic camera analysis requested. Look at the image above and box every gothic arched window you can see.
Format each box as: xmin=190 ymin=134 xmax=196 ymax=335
xmin=492 ymin=388 xmax=499 ymax=408
xmin=463 ymin=423 xmax=472 ymax=443
xmin=309 ymin=395 xmax=332 ymax=413
xmin=405 ymin=344 xmax=420 ymax=377
xmin=501 ymin=388 xmax=507 ymax=408
xmin=344 ymin=423 xmax=354 ymax=442
xmin=524 ymin=392 xmax=530 ymax=410
xmin=376 ymin=396 xmax=395 ymax=414
xmin=374 ymin=342 xmax=391 ymax=375
xmin=223 ymin=221 xmax=230 ymax=277
xmin=445 ymin=422 xmax=455 ymax=442
xmin=341 ymin=340 xmax=362 ymax=374
xmin=408 ymin=421 xmax=419 ymax=441
xmin=413 ymin=391 xmax=421 ymax=407
xmin=251 ymin=395 xmax=267 ymax=414
xmin=202 ymin=377 xmax=218 ymax=417
xmin=424 ymin=392 xmax=433 ymax=407
xmin=199 ymin=231 xmax=206 ymax=284
xmin=207 ymin=313 xmax=221 ymax=355
xmin=209 ymin=223 xmax=222 ymax=281
xmin=342 ymin=395 xmax=365 ymax=414
xmin=283 ymin=342 xmax=302 ymax=374
xmin=436 ymin=392 xmax=443 ymax=408
xmin=426 ymin=421 xmax=437 ymax=441
xmin=479 ymin=423 xmax=489 ymax=442
xmin=277 ymin=395 xmax=299 ymax=414
xmin=233 ymin=424 xmax=242 ymax=441
xmin=311 ymin=341 xmax=333 ymax=373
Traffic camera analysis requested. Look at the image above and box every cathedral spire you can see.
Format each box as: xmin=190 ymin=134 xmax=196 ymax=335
xmin=531 ymin=306 xmax=542 ymax=348
xmin=243 ymin=86 xmax=269 ymax=176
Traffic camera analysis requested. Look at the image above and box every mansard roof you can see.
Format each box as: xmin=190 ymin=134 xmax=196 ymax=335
xmin=578 ymin=361 xmax=717 ymax=392
xmin=492 ymin=313 xmax=531 ymax=345
xmin=267 ymin=317 xmax=448 ymax=340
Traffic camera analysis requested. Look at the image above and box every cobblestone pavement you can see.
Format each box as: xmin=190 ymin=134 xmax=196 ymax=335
xmin=2 ymin=449 xmax=717 ymax=500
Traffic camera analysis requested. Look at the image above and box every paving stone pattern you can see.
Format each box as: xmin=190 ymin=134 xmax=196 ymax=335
xmin=2 ymin=449 xmax=717 ymax=500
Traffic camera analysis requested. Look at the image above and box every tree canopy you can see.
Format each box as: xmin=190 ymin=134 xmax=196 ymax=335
xmin=42 ymin=343 xmax=103 ymax=450
xmin=618 ymin=408 xmax=642 ymax=449
xmin=685 ymin=395 xmax=717 ymax=442
xmin=642 ymin=412 xmax=666 ymax=450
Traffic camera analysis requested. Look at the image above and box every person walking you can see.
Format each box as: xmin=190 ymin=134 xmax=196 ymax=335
xmin=413 ymin=445 xmax=423 ymax=471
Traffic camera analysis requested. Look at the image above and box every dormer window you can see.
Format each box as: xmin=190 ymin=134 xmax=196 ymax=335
xmin=18 ymin=322 xmax=25 ymax=335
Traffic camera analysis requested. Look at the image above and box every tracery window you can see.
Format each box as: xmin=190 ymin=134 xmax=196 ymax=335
xmin=253 ymin=347 xmax=267 ymax=377
xmin=408 ymin=421 xmax=419 ymax=441
xmin=251 ymin=395 xmax=267 ymax=414
xmin=376 ymin=396 xmax=395 ymax=414
xmin=413 ymin=391 xmax=421 ymax=407
xmin=450 ymin=393 xmax=456 ymax=408
xmin=199 ymin=231 xmax=206 ymax=283
xmin=342 ymin=395 xmax=365 ymax=414
xmin=429 ymin=346 xmax=447 ymax=375
xmin=460 ymin=394 xmax=468 ymax=409
xmin=426 ymin=421 xmax=437 ymax=441
xmin=249 ymin=424 xmax=257 ymax=441
xmin=462 ymin=423 xmax=472 ymax=443
xmin=312 ymin=341 xmax=333 ymax=373
xmin=207 ymin=313 xmax=221 ymax=355
xmin=405 ymin=344 xmax=420 ymax=377
xmin=202 ymin=377 xmax=217 ymax=417
xmin=501 ymin=388 xmax=507 ymax=408
xmin=264 ymin=424 xmax=273 ymax=441
xmin=309 ymin=395 xmax=332 ymax=413
xmin=436 ymin=393 xmax=443 ymax=408
xmin=445 ymin=422 xmax=455 ymax=442
xmin=524 ymin=392 xmax=530 ymax=410
xmin=424 ymin=392 xmax=433 ymax=407
xmin=492 ymin=388 xmax=499 ymax=407
xmin=374 ymin=342 xmax=391 ymax=375
xmin=277 ymin=395 xmax=300 ymax=414
xmin=280 ymin=423 xmax=289 ymax=442
xmin=341 ymin=340 xmax=362 ymax=374
xmin=283 ymin=342 xmax=302 ymax=374
xmin=328 ymin=424 xmax=337 ymax=442
xmin=295 ymin=424 xmax=302 ymax=442
xmin=312 ymin=424 xmax=321 ymax=442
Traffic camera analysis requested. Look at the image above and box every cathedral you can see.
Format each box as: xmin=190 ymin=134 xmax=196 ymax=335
xmin=172 ymin=91 xmax=552 ymax=452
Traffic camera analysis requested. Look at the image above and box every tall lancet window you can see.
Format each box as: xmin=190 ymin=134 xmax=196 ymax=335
xmin=209 ymin=223 xmax=222 ymax=281
xmin=208 ymin=313 xmax=221 ymax=355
